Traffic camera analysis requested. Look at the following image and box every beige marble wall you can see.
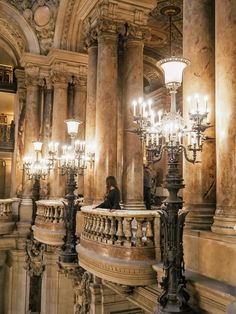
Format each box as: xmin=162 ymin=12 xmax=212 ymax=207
xmin=183 ymin=0 xmax=216 ymax=229
xmin=211 ymin=0 xmax=236 ymax=235
xmin=94 ymin=32 xmax=118 ymax=202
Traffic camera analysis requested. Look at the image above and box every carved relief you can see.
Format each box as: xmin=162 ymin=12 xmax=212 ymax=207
xmin=74 ymin=271 xmax=92 ymax=314
xmin=25 ymin=239 xmax=45 ymax=277
xmin=8 ymin=0 xmax=60 ymax=54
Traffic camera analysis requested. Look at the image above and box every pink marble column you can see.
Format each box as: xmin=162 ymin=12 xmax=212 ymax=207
xmin=183 ymin=0 xmax=216 ymax=229
xmin=94 ymin=31 xmax=118 ymax=202
xmin=84 ymin=42 xmax=97 ymax=205
xmin=212 ymin=0 xmax=236 ymax=235
xmin=122 ymin=35 xmax=145 ymax=210
xmin=74 ymin=76 xmax=87 ymax=195
xmin=50 ymin=73 xmax=68 ymax=198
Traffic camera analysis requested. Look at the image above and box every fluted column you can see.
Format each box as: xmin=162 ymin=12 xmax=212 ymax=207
xmin=94 ymin=25 xmax=118 ymax=202
xmin=183 ymin=0 xmax=216 ymax=230
xmin=74 ymin=76 xmax=87 ymax=195
xmin=122 ymin=29 xmax=145 ymax=210
xmin=50 ymin=72 xmax=68 ymax=199
xmin=212 ymin=0 xmax=236 ymax=235
xmin=84 ymin=41 xmax=97 ymax=204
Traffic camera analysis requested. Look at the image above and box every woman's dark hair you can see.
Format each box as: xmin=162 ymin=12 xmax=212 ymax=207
xmin=106 ymin=176 xmax=119 ymax=193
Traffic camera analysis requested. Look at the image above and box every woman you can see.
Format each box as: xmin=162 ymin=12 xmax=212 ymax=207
xmin=96 ymin=176 xmax=121 ymax=209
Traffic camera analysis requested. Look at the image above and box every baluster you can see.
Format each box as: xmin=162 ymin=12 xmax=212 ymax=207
xmin=98 ymin=216 xmax=105 ymax=242
xmin=59 ymin=206 xmax=64 ymax=223
xmin=94 ymin=216 xmax=101 ymax=240
xmin=83 ymin=214 xmax=89 ymax=237
xmin=0 ymin=203 xmax=3 ymax=216
xmin=103 ymin=216 xmax=111 ymax=243
xmin=146 ymin=218 xmax=154 ymax=246
xmin=124 ymin=218 xmax=132 ymax=247
xmin=136 ymin=218 xmax=143 ymax=247
xmin=108 ymin=216 xmax=116 ymax=244
xmin=90 ymin=216 xmax=97 ymax=240
xmin=116 ymin=217 xmax=124 ymax=245
xmin=45 ymin=207 xmax=50 ymax=222
xmin=53 ymin=206 xmax=59 ymax=223
xmin=87 ymin=214 xmax=93 ymax=238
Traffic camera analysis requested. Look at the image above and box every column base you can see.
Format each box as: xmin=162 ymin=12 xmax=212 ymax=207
xmin=122 ymin=201 xmax=146 ymax=210
xmin=211 ymin=208 xmax=236 ymax=235
xmin=183 ymin=203 xmax=215 ymax=230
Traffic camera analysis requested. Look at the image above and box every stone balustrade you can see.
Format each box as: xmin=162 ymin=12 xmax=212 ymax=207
xmin=33 ymin=200 xmax=66 ymax=246
xmin=77 ymin=206 xmax=161 ymax=286
xmin=0 ymin=198 xmax=15 ymax=234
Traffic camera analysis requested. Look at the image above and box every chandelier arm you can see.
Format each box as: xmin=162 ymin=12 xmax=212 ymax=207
xmin=180 ymin=145 xmax=197 ymax=164
xmin=150 ymin=144 xmax=166 ymax=164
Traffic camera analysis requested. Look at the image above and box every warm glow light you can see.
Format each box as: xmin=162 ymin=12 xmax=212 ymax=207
xmin=158 ymin=57 xmax=190 ymax=88
xmin=65 ymin=119 xmax=81 ymax=136
xmin=33 ymin=141 xmax=43 ymax=152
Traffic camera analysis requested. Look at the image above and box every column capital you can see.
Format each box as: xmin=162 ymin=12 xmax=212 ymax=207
xmin=74 ymin=76 xmax=87 ymax=91
xmin=25 ymin=74 xmax=40 ymax=88
xmin=125 ymin=23 xmax=151 ymax=42
xmin=51 ymin=70 xmax=69 ymax=88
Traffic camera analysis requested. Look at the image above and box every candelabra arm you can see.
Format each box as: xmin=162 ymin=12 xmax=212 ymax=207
xmin=180 ymin=144 xmax=200 ymax=164
xmin=151 ymin=145 xmax=166 ymax=164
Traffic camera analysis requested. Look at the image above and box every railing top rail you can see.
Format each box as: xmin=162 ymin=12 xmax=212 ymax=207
xmin=0 ymin=199 xmax=14 ymax=204
xmin=81 ymin=205 xmax=160 ymax=217
xmin=36 ymin=200 xmax=64 ymax=207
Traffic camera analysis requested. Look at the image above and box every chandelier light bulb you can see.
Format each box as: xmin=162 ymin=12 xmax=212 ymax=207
xmin=33 ymin=141 xmax=43 ymax=152
xmin=65 ymin=119 xmax=81 ymax=137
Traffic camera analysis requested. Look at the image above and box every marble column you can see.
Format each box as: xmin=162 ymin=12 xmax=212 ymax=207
xmin=183 ymin=0 xmax=216 ymax=230
xmin=50 ymin=73 xmax=68 ymax=199
xmin=84 ymin=42 xmax=97 ymax=205
xmin=122 ymin=34 xmax=145 ymax=210
xmin=74 ymin=76 xmax=87 ymax=195
xmin=94 ymin=30 xmax=118 ymax=202
xmin=42 ymin=78 xmax=53 ymax=150
xmin=41 ymin=251 xmax=74 ymax=314
xmin=211 ymin=0 xmax=236 ymax=235
xmin=5 ymin=250 xmax=29 ymax=314
xmin=11 ymin=69 xmax=26 ymax=198
xmin=19 ymin=74 xmax=40 ymax=234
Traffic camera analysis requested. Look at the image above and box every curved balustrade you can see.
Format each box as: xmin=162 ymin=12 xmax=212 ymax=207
xmin=77 ymin=206 xmax=161 ymax=286
xmin=33 ymin=200 xmax=66 ymax=246
xmin=0 ymin=199 xmax=15 ymax=234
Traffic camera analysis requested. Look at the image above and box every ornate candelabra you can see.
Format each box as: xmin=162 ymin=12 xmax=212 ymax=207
xmin=132 ymin=43 xmax=211 ymax=314
xmin=48 ymin=119 xmax=94 ymax=264
xmin=23 ymin=141 xmax=49 ymax=226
